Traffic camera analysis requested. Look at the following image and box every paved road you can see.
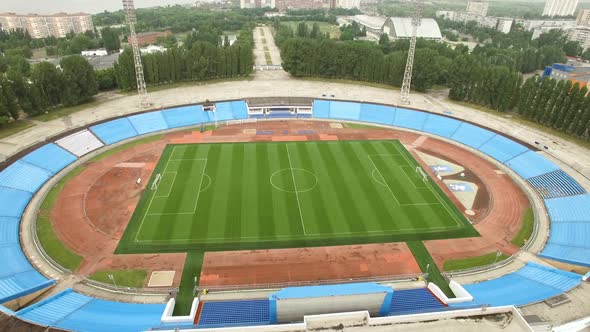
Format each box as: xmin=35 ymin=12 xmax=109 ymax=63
xmin=253 ymin=25 xmax=282 ymax=67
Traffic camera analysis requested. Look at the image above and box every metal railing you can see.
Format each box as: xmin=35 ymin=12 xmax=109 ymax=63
xmin=83 ymin=278 xmax=178 ymax=295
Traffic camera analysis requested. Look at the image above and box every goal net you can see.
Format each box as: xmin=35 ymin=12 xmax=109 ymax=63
xmin=151 ymin=173 xmax=162 ymax=191
xmin=416 ymin=166 xmax=428 ymax=182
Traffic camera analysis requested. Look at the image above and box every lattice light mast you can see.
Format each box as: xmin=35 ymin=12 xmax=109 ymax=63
xmin=122 ymin=0 xmax=149 ymax=108
xmin=400 ymin=0 xmax=425 ymax=105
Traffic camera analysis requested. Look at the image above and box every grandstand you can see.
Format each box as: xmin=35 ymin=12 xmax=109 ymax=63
xmin=0 ymin=98 xmax=588 ymax=331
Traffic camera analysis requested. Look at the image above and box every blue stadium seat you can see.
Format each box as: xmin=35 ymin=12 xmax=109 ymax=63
xmin=393 ymin=107 xmax=428 ymax=131
xmin=528 ymin=170 xmax=586 ymax=199
xmin=213 ymin=101 xmax=237 ymax=121
xmin=478 ymin=134 xmax=528 ymax=163
xmin=90 ymin=118 xmax=139 ymax=145
xmin=198 ymin=299 xmax=270 ymax=327
xmin=161 ymin=105 xmax=206 ymax=128
xmin=540 ymin=243 xmax=590 ymax=267
xmin=388 ymin=288 xmax=446 ymax=316
xmin=329 ymin=101 xmax=361 ymax=121
xmin=0 ymin=217 xmax=19 ymax=245
xmin=16 ymin=289 xmax=166 ymax=332
xmin=451 ymin=262 xmax=581 ymax=307
xmin=422 ymin=114 xmax=462 ymax=138
xmin=312 ymin=100 xmax=331 ymax=119
xmin=128 ymin=111 xmax=169 ymax=135
xmin=0 ymin=187 xmax=32 ymax=217
xmin=450 ymin=123 xmax=496 ymax=150
xmin=358 ymin=103 xmax=396 ymax=125
xmin=21 ymin=143 xmax=77 ymax=174
xmin=544 ymin=194 xmax=590 ymax=223
xmin=0 ymin=160 xmax=52 ymax=193
xmin=504 ymin=150 xmax=560 ymax=180
xmin=0 ymin=270 xmax=55 ymax=304
xmin=230 ymin=100 xmax=249 ymax=120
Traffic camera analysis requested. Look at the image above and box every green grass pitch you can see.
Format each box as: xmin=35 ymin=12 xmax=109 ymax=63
xmin=116 ymin=140 xmax=478 ymax=254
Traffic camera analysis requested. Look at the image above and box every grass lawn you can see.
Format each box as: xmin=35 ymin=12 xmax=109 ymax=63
xmin=174 ymin=251 xmax=203 ymax=315
xmin=344 ymin=123 xmax=379 ymax=129
xmin=265 ymin=52 xmax=272 ymax=65
xmin=0 ymin=120 xmax=34 ymax=139
xmin=37 ymin=166 xmax=86 ymax=271
xmin=89 ymin=269 xmax=148 ymax=288
xmin=407 ymin=241 xmax=454 ymax=297
xmin=281 ymin=21 xmax=340 ymax=38
xmin=117 ymin=140 xmax=477 ymax=254
xmin=443 ymin=252 xmax=510 ymax=271
xmin=511 ymin=208 xmax=534 ymax=247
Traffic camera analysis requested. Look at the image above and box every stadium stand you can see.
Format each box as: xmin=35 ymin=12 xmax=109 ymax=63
xmin=128 ymin=111 xmax=169 ymax=135
xmin=388 ymin=288 xmax=446 ymax=316
xmin=328 ymin=101 xmax=362 ymax=121
xmin=312 ymin=100 xmax=331 ymax=119
xmin=393 ymin=107 xmax=428 ymax=131
xmin=528 ymin=170 xmax=586 ymax=199
xmin=21 ymin=144 xmax=77 ymax=174
xmin=450 ymin=123 xmax=496 ymax=150
xmin=478 ymin=134 xmax=529 ymax=164
xmin=358 ymin=103 xmax=396 ymax=125
xmin=198 ymin=299 xmax=270 ymax=327
xmin=0 ymin=216 xmax=19 ymax=245
xmin=0 ymin=249 xmax=55 ymax=303
xmin=504 ymin=150 xmax=560 ymax=180
xmin=55 ymin=129 xmax=104 ymax=157
xmin=16 ymin=289 xmax=166 ymax=332
xmin=213 ymin=101 xmax=248 ymax=122
xmin=421 ymin=114 xmax=462 ymax=138
xmin=0 ymin=187 xmax=32 ymax=217
xmin=451 ymin=262 xmax=581 ymax=307
xmin=90 ymin=118 xmax=139 ymax=145
xmin=0 ymin=160 xmax=52 ymax=193
xmin=161 ymin=105 xmax=206 ymax=128
xmin=543 ymin=194 xmax=590 ymax=222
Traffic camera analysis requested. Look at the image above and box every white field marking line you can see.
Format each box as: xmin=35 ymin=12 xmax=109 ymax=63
xmin=168 ymin=158 xmax=209 ymax=161
xmin=399 ymin=165 xmax=429 ymax=189
xmin=286 ymin=144 xmax=307 ymax=235
xmin=391 ymin=142 xmax=462 ymax=228
xmin=154 ymin=172 xmax=177 ymax=198
xmin=367 ymin=155 xmax=401 ymax=206
xmin=135 ymin=145 xmax=177 ymax=243
xmin=135 ymin=224 xmax=461 ymax=243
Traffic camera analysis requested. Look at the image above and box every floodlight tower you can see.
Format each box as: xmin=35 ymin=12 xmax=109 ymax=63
xmin=122 ymin=0 xmax=149 ymax=108
xmin=400 ymin=0 xmax=425 ymax=105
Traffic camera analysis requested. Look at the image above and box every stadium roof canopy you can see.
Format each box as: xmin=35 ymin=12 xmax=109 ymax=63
xmin=383 ymin=17 xmax=443 ymax=40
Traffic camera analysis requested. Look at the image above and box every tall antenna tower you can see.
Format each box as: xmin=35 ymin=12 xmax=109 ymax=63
xmin=400 ymin=0 xmax=425 ymax=105
xmin=122 ymin=0 xmax=149 ymax=108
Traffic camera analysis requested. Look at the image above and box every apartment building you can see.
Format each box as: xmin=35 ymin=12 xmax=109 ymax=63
xmin=0 ymin=12 xmax=94 ymax=39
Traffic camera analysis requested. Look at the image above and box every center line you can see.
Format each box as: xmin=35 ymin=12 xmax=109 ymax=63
xmin=286 ymin=144 xmax=306 ymax=235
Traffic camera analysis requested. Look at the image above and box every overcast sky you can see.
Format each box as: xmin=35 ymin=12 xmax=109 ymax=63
xmin=1 ymin=0 xmax=197 ymax=15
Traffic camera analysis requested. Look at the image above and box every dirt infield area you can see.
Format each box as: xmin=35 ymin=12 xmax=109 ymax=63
xmin=50 ymin=120 xmax=528 ymax=287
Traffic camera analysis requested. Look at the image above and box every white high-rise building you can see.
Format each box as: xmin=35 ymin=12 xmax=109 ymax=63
xmin=576 ymin=9 xmax=590 ymax=27
xmin=543 ymin=0 xmax=579 ymax=17
xmin=466 ymin=0 xmax=489 ymax=17
xmin=0 ymin=12 xmax=93 ymax=39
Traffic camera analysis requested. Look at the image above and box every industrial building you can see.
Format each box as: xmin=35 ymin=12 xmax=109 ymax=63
xmin=0 ymin=12 xmax=93 ymax=39
xmin=382 ymin=17 xmax=443 ymax=40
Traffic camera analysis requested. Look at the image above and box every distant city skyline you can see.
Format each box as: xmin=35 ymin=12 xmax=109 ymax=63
xmin=1 ymin=0 xmax=198 ymax=15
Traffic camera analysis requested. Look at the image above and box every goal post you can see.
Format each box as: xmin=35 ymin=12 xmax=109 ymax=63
xmin=151 ymin=173 xmax=162 ymax=191
xmin=416 ymin=166 xmax=428 ymax=182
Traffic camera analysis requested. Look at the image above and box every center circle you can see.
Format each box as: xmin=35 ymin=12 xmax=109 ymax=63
xmin=270 ymin=168 xmax=318 ymax=193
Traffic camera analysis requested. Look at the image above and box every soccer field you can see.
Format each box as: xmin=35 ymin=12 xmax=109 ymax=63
xmin=116 ymin=140 xmax=478 ymax=253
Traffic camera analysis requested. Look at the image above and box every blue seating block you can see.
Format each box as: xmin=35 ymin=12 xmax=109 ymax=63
xmin=540 ymin=244 xmax=590 ymax=267
xmin=17 ymin=289 xmax=93 ymax=326
xmin=0 ymin=187 xmax=32 ymax=217
xmin=128 ymin=111 xmax=169 ymax=135
xmin=422 ymin=114 xmax=462 ymax=138
xmin=0 ymin=217 xmax=19 ymax=245
xmin=393 ymin=107 xmax=428 ymax=131
xmin=313 ymin=100 xmax=331 ymax=119
xmin=478 ymin=135 xmax=528 ymax=163
xmin=21 ymin=143 xmax=77 ymax=174
xmin=213 ymin=101 xmax=237 ymax=121
xmin=450 ymin=123 xmax=496 ymax=149
xmin=388 ymin=288 xmax=446 ymax=316
xmin=359 ymin=103 xmax=396 ymax=125
xmin=505 ymin=150 xmax=560 ymax=179
xmin=230 ymin=100 xmax=249 ymax=120
xmin=0 ymin=160 xmax=52 ymax=193
xmin=0 ymin=270 xmax=55 ymax=304
xmin=90 ymin=118 xmax=139 ymax=145
xmin=329 ymin=101 xmax=361 ymax=121
xmin=198 ymin=299 xmax=270 ymax=327
xmin=528 ymin=170 xmax=586 ymax=199
xmin=544 ymin=194 xmax=590 ymax=222
xmin=162 ymin=105 xmax=205 ymax=128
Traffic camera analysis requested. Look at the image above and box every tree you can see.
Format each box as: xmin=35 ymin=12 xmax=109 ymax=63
xmin=101 ymin=27 xmax=121 ymax=53
xmin=379 ymin=33 xmax=389 ymax=45
xmin=68 ymin=34 xmax=97 ymax=54
xmin=96 ymin=68 xmax=117 ymax=91
xmin=114 ymin=49 xmax=137 ymax=91
xmin=60 ymin=55 xmax=98 ymax=105
xmin=31 ymin=61 xmax=64 ymax=106
xmin=296 ymin=22 xmax=309 ymax=38
xmin=563 ymin=41 xmax=582 ymax=57
xmin=0 ymin=78 xmax=19 ymax=120
xmin=310 ymin=23 xmax=321 ymax=39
